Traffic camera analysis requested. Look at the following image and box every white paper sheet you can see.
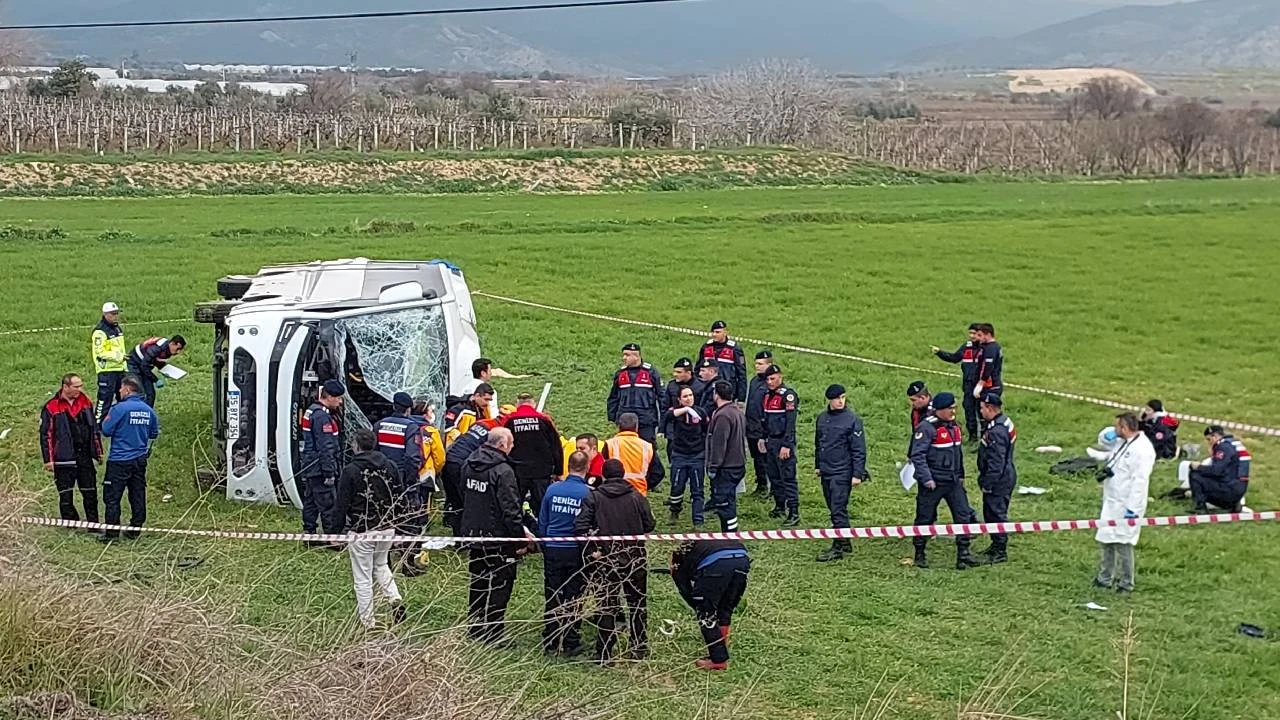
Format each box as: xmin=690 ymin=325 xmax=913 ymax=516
xmin=158 ymin=364 xmax=187 ymax=380
xmin=899 ymin=463 xmax=916 ymax=491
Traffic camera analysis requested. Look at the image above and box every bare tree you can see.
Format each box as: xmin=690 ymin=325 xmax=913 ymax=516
xmin=1157 ymin=99 xmax=1218 ymax=173
xmin=691 ymin=59 xmax=840 ymax=146
xmin=1104 ymin=115 xmax=1152 ymax=175
xmin=1061 ymin=77 xmax=1141 ymax=122
xmin=1073 ymin=120 xmax=1108 ymax=175
xmin=298 ymin=73 xmax=354 ymax=112
xmin=1220 ymin=109 xmax=1264 ymax=175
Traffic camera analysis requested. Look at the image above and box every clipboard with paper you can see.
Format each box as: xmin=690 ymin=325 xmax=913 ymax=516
xmin=158 ymin=364 xmax=187 ymax=380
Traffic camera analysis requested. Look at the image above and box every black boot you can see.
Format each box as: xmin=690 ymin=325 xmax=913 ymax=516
xmin=782 ymin=512 xmax=801 ymax=527
xmin=956 ymin=546 xmax=981 ymax=570
xmin=979 ymin=547 xmax=1008 ymax=565
xmin=913 ymin=546 xmax=929 ymax=569
xmin=816 ymin=543 xmax=845 ymax=562
xmin=768 ymin=507 xmax=785 ymax=519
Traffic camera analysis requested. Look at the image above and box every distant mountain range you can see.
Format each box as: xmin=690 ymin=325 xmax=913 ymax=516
xmin=7 ymin=0 xmax=1280 ymax=74
xmin=903 ymin=0 xmax=1280 ymax=71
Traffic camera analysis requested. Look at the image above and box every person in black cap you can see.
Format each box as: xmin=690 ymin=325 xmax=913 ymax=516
xmin=374 ymin=391 xmax=428 ymax=553
xmin=299 ymin=379 xmax=347 ymax=543
xmin=908 ymin=391 xmax=980 ymax=570
xmin=694 ymin=358 xmax=721 ymax=417
xmin=907 ymin=381 xmax=932 ymax=432
xmin=607 ymin=343 xmax=664 ymax=446
xmin=375 ymin=392 xmax=426 ymax=497
xmin=746 ymin=350 xmax=773 ymax=498
xmin=699 ymin=321 xmax=747 ymax=403
xmin=813 ymin=384 xmax=866 ymax=562
xmin=1188 ymin=425 xmax=1251 ymax=512
xmin=760 ymin=364 xmax=801 ymax=526
xmin=975 ymin=392 xmax=1017 ymax=564
xmin=663 ymin=358 xmax=696 ymax=426
xmin=932 ymin=324 xmax=982 ymax=437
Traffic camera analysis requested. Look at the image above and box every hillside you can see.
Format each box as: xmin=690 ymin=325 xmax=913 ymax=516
xmin=14 ymin=0 xmax=952 ymax=74
xmin=904 ymin=0 xmax=1280 ymax=71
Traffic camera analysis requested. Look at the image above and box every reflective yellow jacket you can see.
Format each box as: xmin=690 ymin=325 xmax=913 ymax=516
xmin=91 ymin=319 xmax=126 ymax=374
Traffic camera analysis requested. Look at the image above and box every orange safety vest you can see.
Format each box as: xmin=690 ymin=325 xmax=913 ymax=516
xmin=604 ymin=431 xmax=653 ymax=496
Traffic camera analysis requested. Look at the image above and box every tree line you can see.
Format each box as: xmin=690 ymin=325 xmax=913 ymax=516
xmin=3 ymin=60 xmax=1280 ymax=177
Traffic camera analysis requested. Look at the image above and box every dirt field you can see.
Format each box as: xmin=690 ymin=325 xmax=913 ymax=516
xmin=0 ymin=151 xmax=914 ymax=195
xmin=1007 ymin=68 xmax=1158 ymax=95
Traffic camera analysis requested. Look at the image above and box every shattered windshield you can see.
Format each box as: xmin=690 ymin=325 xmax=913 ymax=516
xmin=334 ymin=305 xmax=450 ymax=428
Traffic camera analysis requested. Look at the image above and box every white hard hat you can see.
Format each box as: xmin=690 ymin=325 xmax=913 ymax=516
xmin=102 ymin=302 xmax=120 ymax=314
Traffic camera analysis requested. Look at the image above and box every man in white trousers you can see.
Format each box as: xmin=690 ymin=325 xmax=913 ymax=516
xmin=333 ymin=428 xmax=410 ymax=628
xmin=1093 ymin=412 xmax=1156 ymax=594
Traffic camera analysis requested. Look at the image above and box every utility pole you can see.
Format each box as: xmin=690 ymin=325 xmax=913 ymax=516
xmin=348 ymin=51 xmax=358 ymax=92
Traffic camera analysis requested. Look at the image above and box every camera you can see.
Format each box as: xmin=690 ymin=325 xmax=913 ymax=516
xmin=1096 ymin=466 xmax=1114 ymax=482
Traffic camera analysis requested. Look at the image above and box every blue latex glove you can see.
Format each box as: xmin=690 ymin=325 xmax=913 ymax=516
xmin=1123 ymin=509 xmax=1139 ymax=520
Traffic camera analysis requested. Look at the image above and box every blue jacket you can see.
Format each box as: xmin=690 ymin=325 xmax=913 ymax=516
xmin=374 ymin=413 xmax=424 ymax=485
xmin=101 ymin=395 xmax=159 ymax=461
xmin=538 ymin=474 xmax=591 ymax=549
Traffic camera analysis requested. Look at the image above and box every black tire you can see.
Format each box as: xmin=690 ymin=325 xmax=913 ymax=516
xmin=193 ymin=300 xmax=237 ymax=325
xmin=216 ymin=275 xmax=253 ymax=300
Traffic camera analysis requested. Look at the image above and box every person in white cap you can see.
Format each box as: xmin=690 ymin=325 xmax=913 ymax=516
xmin=91 ymin=302 xmax=126 ymax=424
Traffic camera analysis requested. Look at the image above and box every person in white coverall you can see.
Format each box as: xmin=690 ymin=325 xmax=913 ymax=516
xmin=1092 ymin=412 xmax=1156 ymax=594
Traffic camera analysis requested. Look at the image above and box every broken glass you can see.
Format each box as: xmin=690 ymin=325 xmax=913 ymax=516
xmin=334 ymin=306 xmax=450 ymax=430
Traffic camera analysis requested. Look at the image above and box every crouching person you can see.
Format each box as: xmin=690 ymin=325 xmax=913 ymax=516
xmin=1188 ymin=425 xmax=1251 ymax=513
xmin=333 ymin=428 xmax=409 ymax=629
xmin=670 ymin=539 xmax=750 ymax=671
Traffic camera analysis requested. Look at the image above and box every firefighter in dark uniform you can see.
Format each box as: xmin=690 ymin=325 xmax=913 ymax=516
xmin=375 ymin=391 xmax=426 ymax=540
xmin=300 ymin=380 xmax=346 ymax=542
xmin=746 ymin=350 xmax=773 ymax=498
xmin=975 ymin=393 xmax=1016 ymax=564
xmin=760 ymin=364 xmax=800 ymax=526
xmin=606 ymin=343 xmax=663 ymax=445
xmin=932 ymin=323 xmax=981 ymax=437
xmin=973 ymin=323 xmax=1004 ymax=403
xmin=698 ymin=320 xmax=747 ymax=403
xmin=909 ymin=392 xmax=980 ymax=570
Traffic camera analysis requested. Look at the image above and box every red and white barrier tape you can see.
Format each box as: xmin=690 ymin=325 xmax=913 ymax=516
xmin=6 ymin=294 xmax=1277 ymax=438
xmin=0 ymin=318 xmax=192 ymax=338
xmin=471 ymin=291 xmax=1280 ymax=439
xmin=21 ymin=510 xmax=1280 ymax=545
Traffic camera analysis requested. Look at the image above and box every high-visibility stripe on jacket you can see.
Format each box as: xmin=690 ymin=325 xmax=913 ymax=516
xmin=91 ymin=319 xmax=126 ymax=374
xmin=421 ymin=425 xmax=446 ymax=481
xmin=604 ymin=431 xmax=653 ymax=496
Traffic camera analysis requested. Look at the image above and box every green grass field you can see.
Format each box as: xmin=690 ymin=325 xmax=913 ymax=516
xmin=2 ymin=178 xmax=1279 ymax=719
